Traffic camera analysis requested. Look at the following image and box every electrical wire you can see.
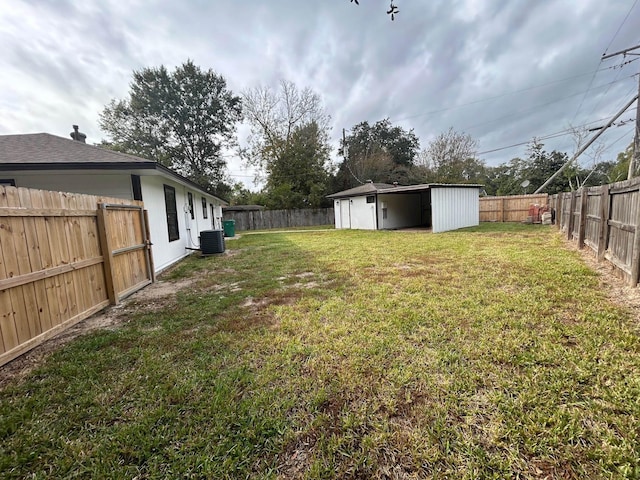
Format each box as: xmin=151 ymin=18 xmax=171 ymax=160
xmin=392 ymin=62 xmax=633 ymax=123
xmin=570 ymin=65 xmax=605 ymax=126
xmin=585 ymin=59 xmax=638 ymax=118
xmin=556 ymin=76 xmax=640 ymax=154
xmin=572 ymin=0 xmax=639 ymax=124
xmin=600 ymin=126 xmax=635 ymax=154
xmin=603 ymin=0 xmax=639 ymax=55
xmin=477 ymin=117 xmax=622 ymax=155
xmin=462 ymin=76 xmax=635 ymax=133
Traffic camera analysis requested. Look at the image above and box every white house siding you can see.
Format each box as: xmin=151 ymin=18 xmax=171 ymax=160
xmin=347 ymin=196 xmax=377 ymax=230
xmin=7 ymin=172 xmax=133 ymax=199
xmin=140 ymin=175 xmax=224 ymax=273
xmin=377 ymin=193 xmax=421 ymax=230
xmin=431 ymin=187 xmax=479 ymax=233
xmin=333 ymin=200 xmax=342 ymax=228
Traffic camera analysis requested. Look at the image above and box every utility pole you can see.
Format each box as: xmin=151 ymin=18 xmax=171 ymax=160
xmin=535 ymin=45 xmax=640 ymax=193
xmin=601 ymin=44 xmax=640 ymax=179
xmin=631 ymin=71 xmax=640 ymax=179
xmin=534 ymin=94 xmax=638 ymax=193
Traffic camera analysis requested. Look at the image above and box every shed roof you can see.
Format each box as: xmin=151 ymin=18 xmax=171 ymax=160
xmin=223 ymin=204 xmax=266 ymax=212
xmin=0 ymin=133 xmax=227 ymax=203
xmin=327 ymin=182 xmax=482 ymax=199
xmin=326 ymin=183 xmax=394 ymax=199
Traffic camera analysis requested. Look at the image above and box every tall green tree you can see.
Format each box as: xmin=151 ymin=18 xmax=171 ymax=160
xmin=484 ymin=140 xmax=581 ymax=195
xmin=242 ymin=80 xmax=333 ymax=208
xmin=100 ymin=60 xmax=242 ymax=196
xmin=484 ymin=158 xmax=528 ymax=196
xmin=334 ymin=119 xmax=421 ymax=190
xmin=525 ymin=141 xmax=576 ymax=194
xmin=264 ymin=121 xmax=332 ymax=209
xmin=607 ymin=142 xmax=634 ymax=183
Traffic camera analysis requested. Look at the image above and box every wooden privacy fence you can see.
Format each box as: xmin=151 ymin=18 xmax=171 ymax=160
xmin=479 ymin=194 xmax=549 ymax=222
xmin=0 ymin=186 xmax=153 ymax=367
xmin=223 ymin=207 xmax=334 ymax=231
xmin=549 ymin=176 xmax=640 ymax=286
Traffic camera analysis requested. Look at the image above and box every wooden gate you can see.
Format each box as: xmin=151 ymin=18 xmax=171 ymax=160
xmin=0 ymin=187 xmax=153 ymax=367
xmin=97 ymin=203 xmax=154 ymax=304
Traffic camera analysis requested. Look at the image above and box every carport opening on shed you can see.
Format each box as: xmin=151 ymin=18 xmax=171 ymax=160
xmin=327 ymin=183 xmax=481 ymax=233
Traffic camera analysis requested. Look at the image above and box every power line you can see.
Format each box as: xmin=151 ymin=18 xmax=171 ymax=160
xmin=570 ymin=0 xmax=639 ymax=124
xmin=578 ymin=81 xmax=639 ymax=144
xmin=534 ymin=94 xmax=638 ymax=193
xmin=585 ymin=59 xmax=637 ymax=118
xmin=603 ymin=0 xmax=639 ymax=55
xmin=391 ymin=62 xmax=633 ymax=123
xmin=462 ymin=75 xmax=636 ymax=133
xmin=477 ymin=117 xmax=624 ymax=156
xmin=570 ymin=63 xmax=603 ymax=124
xmin=554 ymin=82 xmax=640 ymax=154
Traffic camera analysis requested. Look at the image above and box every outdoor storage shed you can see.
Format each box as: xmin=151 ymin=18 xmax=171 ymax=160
xmin=327 ymin=183 xmax=481 ymax=233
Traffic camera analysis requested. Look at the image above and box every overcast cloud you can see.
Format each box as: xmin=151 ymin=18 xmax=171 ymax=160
xmin=1 ymin=0 xmax=639 ymax=189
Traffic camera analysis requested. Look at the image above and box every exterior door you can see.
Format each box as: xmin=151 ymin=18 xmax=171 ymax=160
xmin=340 ymin=199 xmax=351 ymax=229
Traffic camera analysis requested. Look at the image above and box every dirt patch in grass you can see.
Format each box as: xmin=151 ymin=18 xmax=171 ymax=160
xmin=278 ymin=435 xmax=316 ymax=480
xmin=219 ymin=289 xmax=305 ymax=333
xmin=0 ymin=277 xmax=196 ymax=389
xmin=567 ymin=241 xmax=640 ymax=320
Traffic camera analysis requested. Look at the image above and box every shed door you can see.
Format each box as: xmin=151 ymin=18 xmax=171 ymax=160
xmin=340 ymin=199 xmax=351 ymax=229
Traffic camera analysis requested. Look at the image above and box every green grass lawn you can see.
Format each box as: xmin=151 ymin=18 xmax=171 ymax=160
xmin=2 ymin=224 xmax=639 ymax=479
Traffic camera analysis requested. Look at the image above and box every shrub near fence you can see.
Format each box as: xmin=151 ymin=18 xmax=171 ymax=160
xmin=479 ymin=194 xmax=549 ymax=222
xmin=223 ymin=208 xmax=334 ymax=231
xmin=549 ymin=176 xmax=640 ymax=286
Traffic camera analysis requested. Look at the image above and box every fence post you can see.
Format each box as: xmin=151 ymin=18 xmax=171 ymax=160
xmin=597 ymin=185 xmax=610 ymax=262
xmin=501 ymin=198 xmax=505 ymax=222
xmin=143 ymin=209 xmax=155 ymax=283
xmin=630 ymin=186 xmax=640 ymax=287
xmin=567 ymin=191 xmax=577 ymax=241
xmin=577 ymin=188 xmax=589 ymax=249
xmin=96 ymin=203 xmax=117 ymax=305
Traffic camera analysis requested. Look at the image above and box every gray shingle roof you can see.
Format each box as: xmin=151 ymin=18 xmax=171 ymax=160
xmin=0 ymin=133 xmax=155 ymax=166
xmin=0 ymin=132 xmax=228 ymax=204
xmin=326 ymin=183 xmax=394 ymax=198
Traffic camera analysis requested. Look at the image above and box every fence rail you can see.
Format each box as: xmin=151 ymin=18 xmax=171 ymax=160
xmin=549 ymin=177 xmax=640 ymax=286
xmin=479 ymin=194 xmax=549 ymax=222
xmin=223 ymin=208 xmax=334 ymax=231
xmin=0 ymin=186 xmax=152 ymax=367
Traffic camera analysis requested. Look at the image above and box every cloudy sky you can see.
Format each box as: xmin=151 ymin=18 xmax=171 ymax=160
xmin=1 ymin=0 xmax=639 ymax=189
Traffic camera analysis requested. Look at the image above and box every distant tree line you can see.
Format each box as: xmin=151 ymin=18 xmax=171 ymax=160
xmin=99 ymin=60 xmax=631 ymax=208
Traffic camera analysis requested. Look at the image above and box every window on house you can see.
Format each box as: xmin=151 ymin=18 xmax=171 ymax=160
xmin=210 ymin=204 xmax=215 ymax=228
xmin=187 ymin=192 xmax=194 ymax=219
xmin=131 ymin=175 xmax=143 ymax=201
xmin=202 ymin=197 xmax=208 ymax=218
xmin=164 ymin=185 xmax=179 ymax=242
xmin=366 ymin=195 xmax=375 ymax=204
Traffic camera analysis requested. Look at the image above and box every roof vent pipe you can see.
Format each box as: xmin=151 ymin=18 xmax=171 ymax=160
xmin=70 ymin=125 xmax=87 ymax=143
